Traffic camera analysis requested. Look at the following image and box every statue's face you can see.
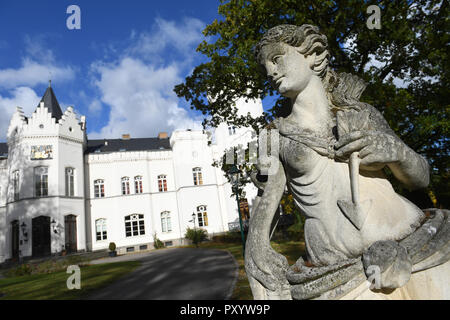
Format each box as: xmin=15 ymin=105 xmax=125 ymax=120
xmin=259 ymin=42 xmax=314 ymax=99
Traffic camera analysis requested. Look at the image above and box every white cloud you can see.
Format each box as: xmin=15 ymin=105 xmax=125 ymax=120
xmin=0 ymin=58 xmax=75 ymax=89
xmin=89 ymin=57 xmax=202 ymax=139
xmin=23 ymin=34 xmax=56 ymax=64
xmin=88 ymin=99 xmax=103 ymax=115
xmin=126 ymin=17 xmax=204 ymax=62
xmin=0 ymin=34 xmax=75 ymax=90
xmin=0 ymin=87 xmax=41 ymax=140
xmin=88 ymin=17 xmax=205 ymax=139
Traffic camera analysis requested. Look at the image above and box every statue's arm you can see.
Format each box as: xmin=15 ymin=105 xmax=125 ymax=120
xmin=336 ymin=104 xmax=430 ymax=190
xmin=386 ymin=140 xmax=430 ymax=190
xmin=245 ymin=157 xmax=289 ymax=292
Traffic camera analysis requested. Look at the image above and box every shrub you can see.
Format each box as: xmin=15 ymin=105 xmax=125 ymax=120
xmin=5 ymin=255 xmax=91 ymax=278
xmin=185 ymin=228 xmax=208 ymax=247
xmin=7 ymin=263 xmax=33 ymax=277
xmin=153 ymin=233 xmax=165 ymax=249
xmin=109 ymin=242 xmax=116 ymax=252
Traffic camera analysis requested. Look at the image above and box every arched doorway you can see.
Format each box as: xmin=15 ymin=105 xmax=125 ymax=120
xmin=65 ymin=215 xmax=77 ymax=253
xmin=11 ymin=220 xmax=19 ymax=259
xmin=32 ymin=216 xmax=51 ymax=257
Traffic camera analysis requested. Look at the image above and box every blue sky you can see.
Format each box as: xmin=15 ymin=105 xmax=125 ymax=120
xmin=0 ymin=0 xmax=224 ymax=141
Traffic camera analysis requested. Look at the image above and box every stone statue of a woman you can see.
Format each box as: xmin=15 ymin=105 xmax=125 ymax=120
xmin=245 ymin=24 xmax=449 ymax=300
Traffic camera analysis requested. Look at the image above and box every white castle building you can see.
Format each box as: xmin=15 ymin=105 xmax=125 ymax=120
xmin=0 ymin=85 xmax=262 ymax=262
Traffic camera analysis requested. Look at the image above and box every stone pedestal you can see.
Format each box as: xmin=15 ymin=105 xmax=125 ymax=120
xmin=340 ymin=260 xmax=450 ymax=300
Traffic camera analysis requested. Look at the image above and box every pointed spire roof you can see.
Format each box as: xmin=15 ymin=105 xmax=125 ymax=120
xmin=37 ymin=81 xmax=63 ymax=120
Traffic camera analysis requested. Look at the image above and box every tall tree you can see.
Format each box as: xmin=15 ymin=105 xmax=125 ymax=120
xmin=175 ymin=0 xmax=449 ymax=208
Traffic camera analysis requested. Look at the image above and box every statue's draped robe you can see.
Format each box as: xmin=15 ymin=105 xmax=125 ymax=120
xmin=274 ymin=117 xmax=424 ymax=266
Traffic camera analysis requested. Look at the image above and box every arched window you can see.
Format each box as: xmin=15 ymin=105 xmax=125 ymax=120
xmin=161 ymin=211 xmax=172 ymax=232
xmin=192 ymin=167 xmax=203 ymax=186
xmin=134 ymin=176 xmax=143 ymax=194
xmin=125 ymin=214 xmax=145 ymax=237
xmin=197 ymin=205 xmax=208 ymax=227
xmin=95 ymin=218 xmax=107 ymax=241
xmin=34 ymin=166 xmax=48 ymax=197
xmin=65 ymin=167 xmax=75 ymax=197
xmin=158 ymin=174 xmax=167 ymax=192
xmin=121 ymin=177 xmax=130 ymax=195
xmin=228 ymin=125 xmax=236 ymax=136
xmin=94 ymin=179 xmax=105 ymax=198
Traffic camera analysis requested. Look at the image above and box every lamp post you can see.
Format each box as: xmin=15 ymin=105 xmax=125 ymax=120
xmin=191 ymin=212 xmax=196 ymax=229
xmin=20 ymin=222 xmax=28 ymax=241
xmin=228 ymin=165 xmax=246 ymax=257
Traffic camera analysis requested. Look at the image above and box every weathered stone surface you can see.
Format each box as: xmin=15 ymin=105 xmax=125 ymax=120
xmin=340 ymin=259 xmax=450 ymax=300
xmin=362 ymin=240 xmax=412 ymax=289
xmin=283 ymin=209 xmax=450 ymax=299
xmin=287 ymin=257 xmax=363 ymax=300
xmin=245 ymin=23 xmax=447 ymax=300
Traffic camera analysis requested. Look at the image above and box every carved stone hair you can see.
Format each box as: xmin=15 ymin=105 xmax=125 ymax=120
xmin=255 ymin=24 xmax=329 ymax=78
xmin=255 ymin=24 xmax=367 ymax=112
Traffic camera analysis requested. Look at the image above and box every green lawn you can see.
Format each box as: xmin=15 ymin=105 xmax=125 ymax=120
xmin=0 ymin=261 xmax=140 ymax=300
xmin=184 ymin=238 xmax=305 ymax=299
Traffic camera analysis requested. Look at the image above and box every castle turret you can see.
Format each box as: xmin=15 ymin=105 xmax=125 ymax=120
xmin=2 ymin=84 xmax=87 ymax=259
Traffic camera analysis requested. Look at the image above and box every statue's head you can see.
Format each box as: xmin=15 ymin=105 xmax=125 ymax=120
xmin=255 ymin=24 xmax=329 ymax=98
xmin=255 ymin=24 xmax=366 ymax=111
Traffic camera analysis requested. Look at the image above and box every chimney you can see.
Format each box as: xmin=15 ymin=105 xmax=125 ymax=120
xmin=158 ymin=132 xmax=168 ymax=139
xmin=122 ymin=134 xmax=131 ymax=140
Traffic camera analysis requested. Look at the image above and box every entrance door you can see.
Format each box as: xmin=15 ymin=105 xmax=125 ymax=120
xmin=11 ymin=220 xmax=19 ymax=259
xmin=32 ymin=216 xmax=51 ymax=257
xmin=65 ymin=215 xmax=77 ymax=253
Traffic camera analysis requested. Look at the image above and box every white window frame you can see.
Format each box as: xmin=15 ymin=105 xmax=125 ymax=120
xmin=134 ymin=176 xmax=143 ymax=194
xmin=125 ymin=214 xmax=145 ymax=237
xmin=34 ymin=166 xmax=48 ymax=197
xmin=161 ymin=211 xmax=172 ymax=233
xmin=95 ymin=218 xmax=107 ymax=241
xmin=94 ymin=179 xmax=105 ymax=198
xmin=158 ymin=174 xmax=167 ymax=192
xmin=192 ymin=167 xmax=203 ymax=186
xmin=65 ymin=167 xmax=75 ymax=197
xmin=197 ymin=205 xmax=208 ymax=227
xmin=121 ymin=177 xmax=130 ymax=195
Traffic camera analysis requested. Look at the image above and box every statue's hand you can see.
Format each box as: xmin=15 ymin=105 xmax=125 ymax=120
xmin=335 ymin=130 xmax=404 ymax=169
xmin=245 ymin=239 xmax=290 ymax=292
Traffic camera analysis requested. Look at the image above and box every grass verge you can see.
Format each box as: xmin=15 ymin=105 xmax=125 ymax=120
xmin=184 ymin=237 xmax=305 ymax=299
xmin=0 ymin=261 xmax=140 ymax=300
